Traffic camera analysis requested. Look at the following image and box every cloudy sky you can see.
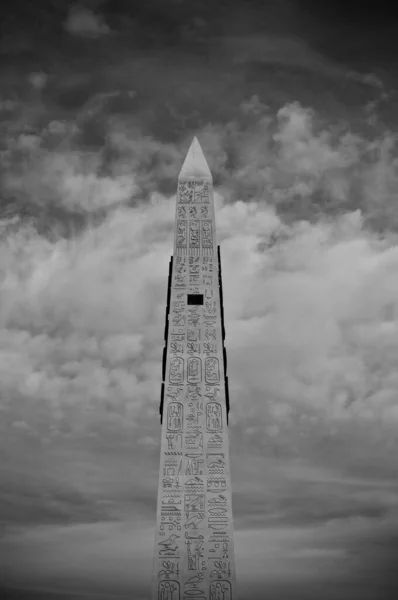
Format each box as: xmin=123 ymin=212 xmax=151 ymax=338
xmin=1 ymin=1 xmax=398 ymax=599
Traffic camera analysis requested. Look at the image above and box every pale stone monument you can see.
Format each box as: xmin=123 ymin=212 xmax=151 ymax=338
xmin=151 ymin=137 xmax=238 ymax=600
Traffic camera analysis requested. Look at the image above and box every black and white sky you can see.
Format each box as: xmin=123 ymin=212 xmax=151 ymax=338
xmin=1 ymin=1 xmax=398 ymax=599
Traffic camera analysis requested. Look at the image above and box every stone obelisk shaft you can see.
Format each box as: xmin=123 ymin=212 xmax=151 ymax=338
xmin=151 ymin=137 xmax=237 ymax=600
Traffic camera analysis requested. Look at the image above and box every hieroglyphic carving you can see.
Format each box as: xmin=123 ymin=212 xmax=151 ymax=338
xmin=190 ymin=286 xmax=201 ymax=296
xmin=184 ymin=476 xmax=205 ymax=493
xmin=162 ymin=497 xmax=182 ymax=506
xmin=175 ymin=258 xmax=187 ymax=274
xmin=177 ymin=206 xmax=187 ymax=218
xmin=208 ymin=538 xmax=229 ymax=559
xmin=189 ymin=275 xmax=200 ymax=287
xmin=185 ymin=512 xmax=205 ymax=530
xmin=158 ymin=534 xmax=180 ymax=557
xmin=167 ymin=402 xmax=184 ymax=432
xmin=185 ymin=431 xmax=203 ymax=450
xmin=208 ymin=507 xmax=227 ymax=517
xmin=203 ymin=343 xmax=217 ymax=355
xmin=166 ymin=387 xmax=183 ymax=402
xmin=208 ymin=530 xmax=229 ymax=543
xmin=184 ymin=493 xmax=206 ymax=531
xmin=184 ymin=572 xmax=206 ymax=597
xmin=170 ymin=333 xmax=185 ymax=342
xmin=169 ymin=358 xmax=184 ymax=385
xmin=195 ymin=181 xmax=210 ymax=203
xmin=176 ymin=220 xmax=187 ymax=248
xmin=170 ymin=341 xmax=184 ymax=355
xmin=158 ymin=579 xmax=180 ymax=600
xmin=163 ymin=458 xmax=183 ymax=477
xmin=172 ymin=299 xmax=185 ymax=312
xmin=187 ymin=342 xmax=200 ymax=354
xmin=204 ymin=387 xmax=220 ymax=401
xmin=158 ymin=560 xmax=180 ymax=579
xmin=189 ymin=221 xmax=200 ymax=249
xmin=187 ymin=402 xmax=204 ymax=428
xmin=171 ymin=312 xmax=186 ymax=327
xmin=178 ymin=181 xmax=195 ymax=203
xmin=203 ymin=315 xmax=217 ymax=326
xmin=186 ymin=533 xmax=205 ymax=571
xmin=206 ymin=453 xmax=226 ymax=474
xmin=205 ymin=327 xmax=216 ymax=341
xmin=187 ymin=357 xmax=202 ymax=384
xmin=200 ymin=205 xmax=209 ymax=218
xmin=185 ymin=455 xmax=205 ymax=477
xmin=209 ymin=580 xmax=232 ymax=600
xmin=162 ymin=476 xmax=182 ymax=492
xmin=187 ymin=342 xmax=201 ymax=355
xmin=209 ymin=561 xmax=231 ymax=580
xmin=187 ymin=385 xmax=202 ymax=401
xmin=204 ymin=300 xmax=217 ymax=315
xmin=187 ymin=309 xmax=200 ymax=328
xmin=206 ymin=403 xmax=223 ymax=432
xmin=166 ymin=433 xmax=183 ymax=452
xmin=207 ymin=433 xmax=223 ymax=449
xmin=174 ymin=274 xmax=187 ymax=289
xmin=187 ymin=328 xmax=200 ymax=341
xmin=207 ymin=477 xmax=227 ymax=494
xmin=201 ymin=221 xmax=213 ymax=249
xmin=208 ymin=512 xmax=228 ymax=531
xmin=205 ymin=358 xmax=220 ymax=385
xmin=161 ymin=505 xmax=182 ymax=533
xmin=202 ymin=256 xmax=214 ymax=272
xmin=188 ymin=256 xmax=200 ymax=273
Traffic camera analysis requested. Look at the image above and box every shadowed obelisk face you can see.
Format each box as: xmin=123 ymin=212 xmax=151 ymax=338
xmin=152 ymin=137 xmax=238 ymax=600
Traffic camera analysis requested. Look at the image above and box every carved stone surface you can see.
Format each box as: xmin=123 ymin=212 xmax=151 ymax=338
xmin=152 ymin=137 xmax=238 ymax=600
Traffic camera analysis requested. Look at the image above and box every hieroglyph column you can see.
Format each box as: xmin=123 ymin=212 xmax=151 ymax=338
xmin=151 ymin=137 xmax=238 ymax=600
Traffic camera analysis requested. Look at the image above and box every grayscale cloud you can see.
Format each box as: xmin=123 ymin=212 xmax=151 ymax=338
xmin=64 ymin=6 xmax=111 ymax=38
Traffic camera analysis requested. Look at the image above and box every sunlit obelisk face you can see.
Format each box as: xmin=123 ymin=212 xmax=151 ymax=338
xmin=151 ymin=137 xmax=238 ymax=600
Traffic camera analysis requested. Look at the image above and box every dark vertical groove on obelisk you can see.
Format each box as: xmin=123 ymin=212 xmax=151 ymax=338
xmin=161 ymin=257 xmax=174 ymax=425
xmin=152 ymin=137 xmax=238 ymax=600
xmin=217 ymin=245 xmax=229 ymax=424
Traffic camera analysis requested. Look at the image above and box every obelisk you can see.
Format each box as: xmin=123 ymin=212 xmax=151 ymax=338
xmin=151 ymin=137 xmax=238 ymax=600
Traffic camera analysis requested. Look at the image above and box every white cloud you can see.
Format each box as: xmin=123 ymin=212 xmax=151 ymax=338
xmin=1 ymin=179 xmax=398 ymax=469
xmin=2 ymin=100 xmax=398 ymax=597
xmin=219 ymin=201 xmax=398 ymax=433
xmin=3 ymin=150 xmax=139 ymax=212
xmin=2 ymin=102 xmax=398 ymax=456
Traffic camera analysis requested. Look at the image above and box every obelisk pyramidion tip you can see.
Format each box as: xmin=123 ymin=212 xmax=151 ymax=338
xmin=178 ymin=136 xmax=212 ymax=180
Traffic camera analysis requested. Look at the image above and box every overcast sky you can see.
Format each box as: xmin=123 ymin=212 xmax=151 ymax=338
xmin=1 ymin=1 xmax=398 ymax=599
